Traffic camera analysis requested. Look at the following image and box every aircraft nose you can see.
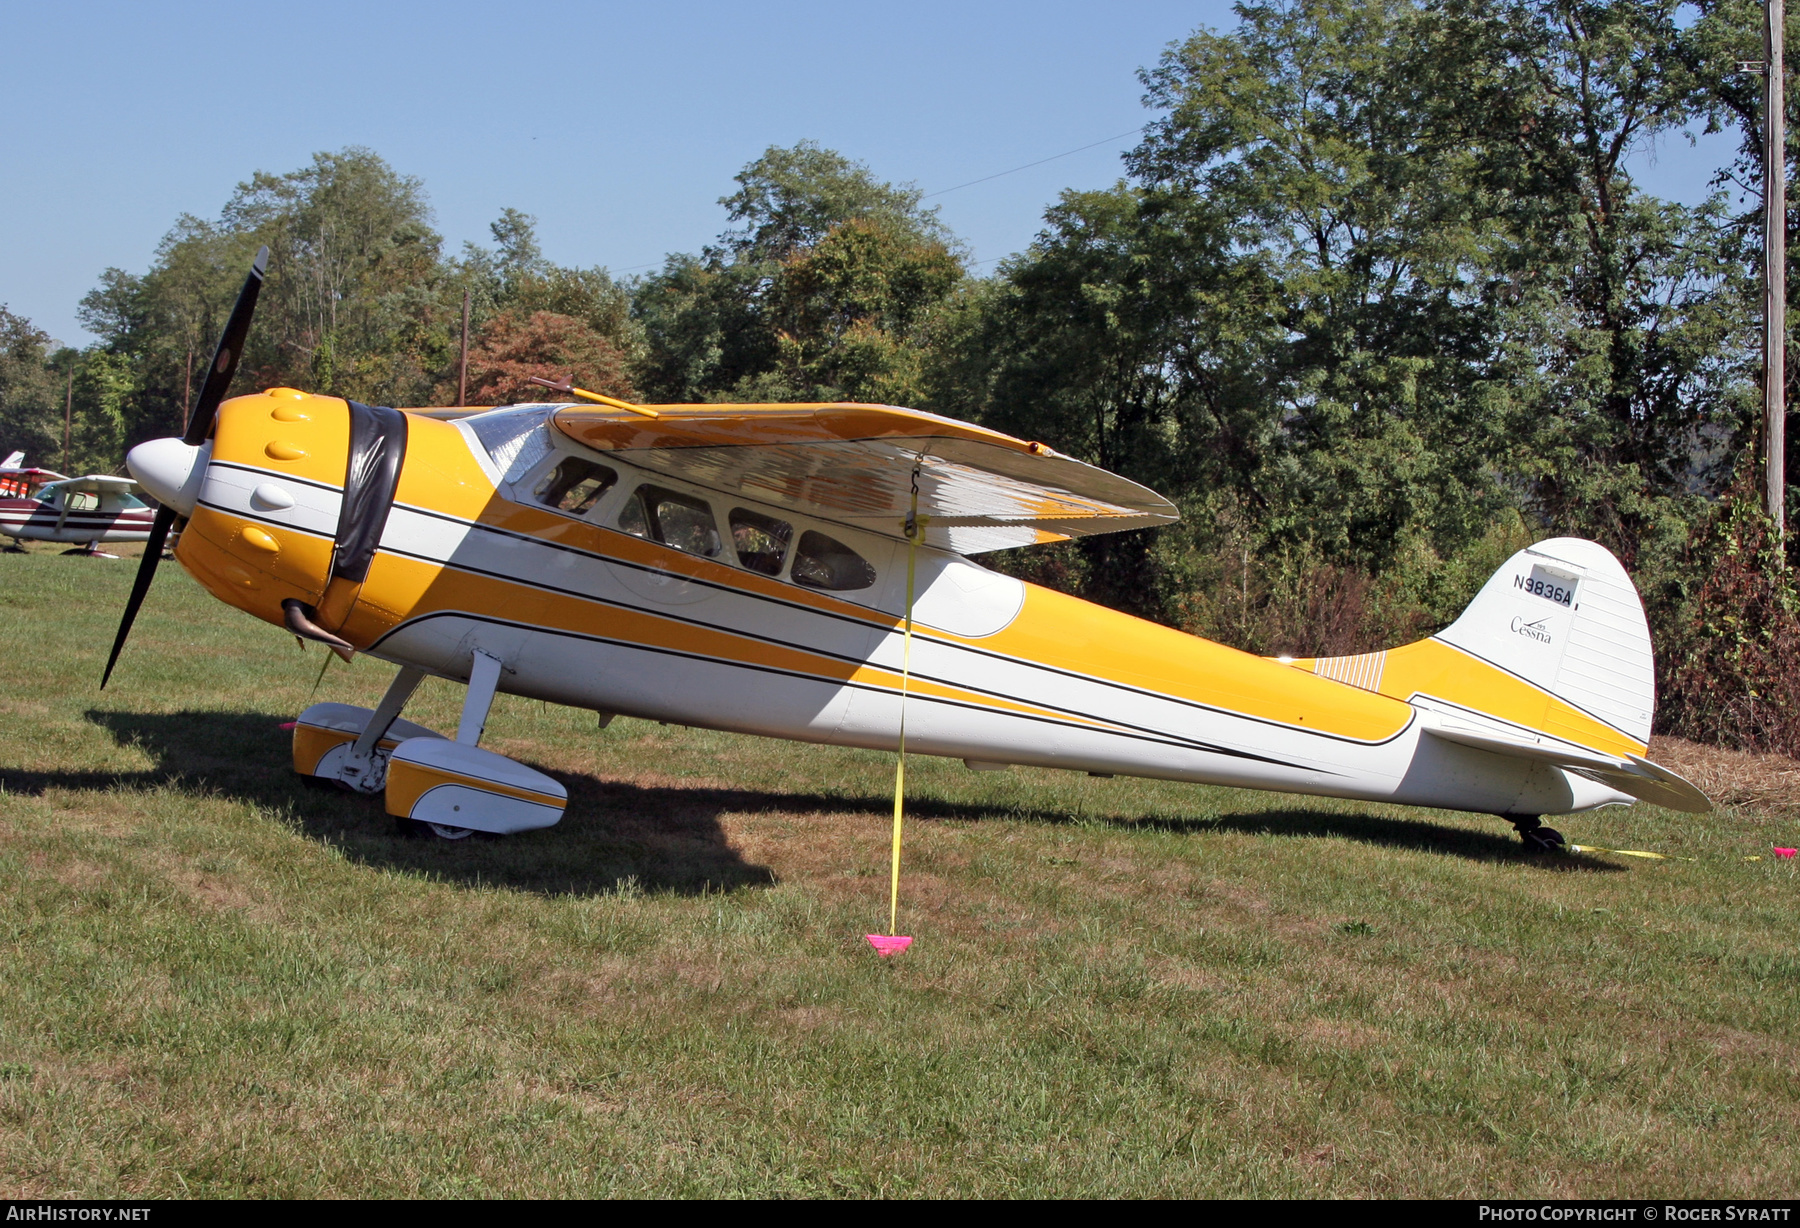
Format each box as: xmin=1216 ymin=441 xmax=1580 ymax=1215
xmin=127 ymin=437 xmax=209 ymax=516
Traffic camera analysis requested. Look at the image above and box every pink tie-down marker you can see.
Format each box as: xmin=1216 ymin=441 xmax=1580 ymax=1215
xmin=866 ymin=935 xmax=913 ymax=957
xmin=1775 ymin=848 xmax=1797 ymax=859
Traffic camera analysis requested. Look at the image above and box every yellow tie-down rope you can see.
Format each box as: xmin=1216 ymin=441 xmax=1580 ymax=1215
xmin=1567 ymin=844 xmax=1669 ymax=860
xmin=870 ymin=470 xmax=925 ymax=956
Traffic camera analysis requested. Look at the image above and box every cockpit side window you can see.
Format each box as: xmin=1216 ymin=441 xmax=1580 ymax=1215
xmin=534 ymin=457 xmax=617 ymax=516
xmin=618 ymin=484 xmax=722 ymax=557
xmin=729 ymin=508 xmax=792 ymax=576
xmin=791 ymin=529 xmax=877 ymax=592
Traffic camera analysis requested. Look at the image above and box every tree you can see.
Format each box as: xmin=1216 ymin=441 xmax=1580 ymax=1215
xmin=447 ymin=209 xmax=641 ymax=397
xmin=73 ymin=153 xmax=643 ymax=449
xmin=224 ymin=147 xmax=448 ymax=403
xmin=1427 ymin=0 xmax=1750 ymax=564
xmin=633 ymin=142 xmax=966 ymax=404
xmin=461 ymin=310 xmax=635 ymax=406
xmin=0 ymin=308 xmax=62 ymax=468
xmin=950 ymin=0 xmax=1750 ymax=634
xmin=716 ymin=140 xmax=949 ymax=264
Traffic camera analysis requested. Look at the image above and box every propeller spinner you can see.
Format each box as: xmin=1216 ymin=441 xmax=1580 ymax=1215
xmin=101 ymin=246 xmax=268 ymax=688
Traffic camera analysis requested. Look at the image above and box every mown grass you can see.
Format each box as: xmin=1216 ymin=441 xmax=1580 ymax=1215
xmin=1 ymin=545 xmax=1797 ymax=1197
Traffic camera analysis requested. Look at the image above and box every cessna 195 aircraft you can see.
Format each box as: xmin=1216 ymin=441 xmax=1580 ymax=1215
xmin=103 ymin=251 xmax=1710 ymax=846
xmin=1 ymin=450 xmax=155 ymax=555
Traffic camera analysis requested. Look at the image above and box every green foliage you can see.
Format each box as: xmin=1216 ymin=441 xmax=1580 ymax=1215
xmin=223 ymin=148 xmax=446 ymax=402
xmin=716 ymin=139 xmax=950 ymax=264
xmin=451 ymin=208 xmax=638 ymax=360
xmin=632 ymin=142 xmax=965 ymax=404
xmin=54 ymin=152 xmax=638 ymax=453
xmin=957 ymin=0 xmax=1755 ymax=658
xmin=0 ymin=308 xmax=63 ymax=468
xmin=1659 ymin=478 xmax=1800 ymax=755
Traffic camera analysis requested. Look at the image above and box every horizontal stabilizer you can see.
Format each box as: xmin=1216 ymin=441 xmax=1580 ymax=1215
xmin=1573 ymin=755 xmax=1713 ymax=815
xmin=1423 ymin=723 xmax=1711 ymax=813
xmin=1425 ymin=722 xmax=1623 ymax=770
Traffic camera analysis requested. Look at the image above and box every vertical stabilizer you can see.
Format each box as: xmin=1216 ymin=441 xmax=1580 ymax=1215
xmin=1295 ymin=537 xmax=1658 ymax=759
xmin=1433 ymin=538 xmax=1655 ymax=746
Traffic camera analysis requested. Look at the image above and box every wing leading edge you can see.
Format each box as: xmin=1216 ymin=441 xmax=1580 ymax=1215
xmin=548 ymin=402 xmax=1178 ymax=554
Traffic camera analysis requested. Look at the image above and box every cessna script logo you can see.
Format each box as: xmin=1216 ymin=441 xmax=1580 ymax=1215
xmin=1510 ymin=614 xmax=1553 ymax=644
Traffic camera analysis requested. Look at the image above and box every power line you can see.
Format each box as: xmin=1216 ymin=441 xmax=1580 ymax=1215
xmin=600 ymin=125 xmax=1148 ymax=272
xmin=921 ymin=126 xmax=1146 ymax=199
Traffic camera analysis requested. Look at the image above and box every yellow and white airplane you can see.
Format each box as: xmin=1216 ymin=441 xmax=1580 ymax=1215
xmin=105 ymin=251 xmax=1709 ymax=846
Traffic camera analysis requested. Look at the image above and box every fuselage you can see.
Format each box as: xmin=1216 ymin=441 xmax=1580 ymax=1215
xmin=163 ymin=389 xmax=1645 ymax=819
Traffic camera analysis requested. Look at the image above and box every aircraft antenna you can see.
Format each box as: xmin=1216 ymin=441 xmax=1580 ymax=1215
xmin=526 ymin=375 xmax=660 ymax=419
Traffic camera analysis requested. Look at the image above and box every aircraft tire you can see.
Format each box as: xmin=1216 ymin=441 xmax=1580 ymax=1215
xmin=1511 ymin=815 xmax=1566 ymax=853
xmin=1521 ymin=826 xmax=1566 ymax=853
xmin=425 ymin=822 xmax=476 ymax=841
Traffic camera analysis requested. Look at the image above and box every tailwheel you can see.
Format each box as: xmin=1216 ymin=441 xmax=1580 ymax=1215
xmin=425 ymin=822 xmax=475 ymax=841
xmin=1512 ymin=815 xmax=1566 ymax=853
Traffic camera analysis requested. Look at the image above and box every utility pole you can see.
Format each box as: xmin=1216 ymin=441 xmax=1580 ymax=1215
xmin=458 ymin=289 xmax=471 ymax=406
xmin=1767 ymin=0 xmax=1788 ymax=536
xmin=62 ymin=366 xmax=72 ymax=474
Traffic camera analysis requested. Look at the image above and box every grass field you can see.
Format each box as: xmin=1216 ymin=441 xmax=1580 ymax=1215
xmin=1 ymin=545 xmax=1797 ymax=1197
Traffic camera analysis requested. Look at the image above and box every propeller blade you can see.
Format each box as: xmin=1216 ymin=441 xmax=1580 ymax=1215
xmin=100 ymin=504 xmax=176 ymax=688
xmin=184 ymin=245 xmax=269 ymax=446
xmin=103 ymin=246 xmax=268 ymax=688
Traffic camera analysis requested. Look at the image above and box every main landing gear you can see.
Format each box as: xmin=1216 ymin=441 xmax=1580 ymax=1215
xmin=1511 ymin=815 xmax=1566 ymax=853
xmin=289 ymin=651 xmax=568 ymax=842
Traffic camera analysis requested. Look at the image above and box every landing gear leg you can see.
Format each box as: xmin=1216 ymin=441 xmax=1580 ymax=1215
xmin=456 ymin=649 xmax=503 ymax=747
xmin=415 ymin=649 xmax=505 ymax=841
xmin=1512 ymin=815 xmax=1566 ymax=853
xmin=333 ymin=666 xmax=427 ymax=795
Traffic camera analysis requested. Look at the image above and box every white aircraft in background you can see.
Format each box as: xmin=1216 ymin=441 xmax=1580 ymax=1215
xmin=0 ymin=453 xmax=155 ymax=556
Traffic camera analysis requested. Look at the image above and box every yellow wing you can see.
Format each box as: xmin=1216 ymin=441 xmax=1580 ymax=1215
xmin=546 ymin=401 xmax=1178 ymax=553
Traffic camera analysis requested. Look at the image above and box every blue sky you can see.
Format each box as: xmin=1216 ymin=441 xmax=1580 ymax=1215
xmin=0 ymin=1 xmax=1741 ymax=346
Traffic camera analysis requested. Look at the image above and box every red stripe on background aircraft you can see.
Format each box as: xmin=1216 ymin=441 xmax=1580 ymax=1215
xmin=101 ymin=251 xmax=1709 ymax=848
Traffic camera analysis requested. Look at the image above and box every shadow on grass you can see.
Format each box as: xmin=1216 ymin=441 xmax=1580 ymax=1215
xmin=0 ymin=710 xmax=1614 ymax=892
xmin=1178 ymin=808 xmax=1624 ymax=872
xmin=2 ymin=709 xmax=789 ymax=899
